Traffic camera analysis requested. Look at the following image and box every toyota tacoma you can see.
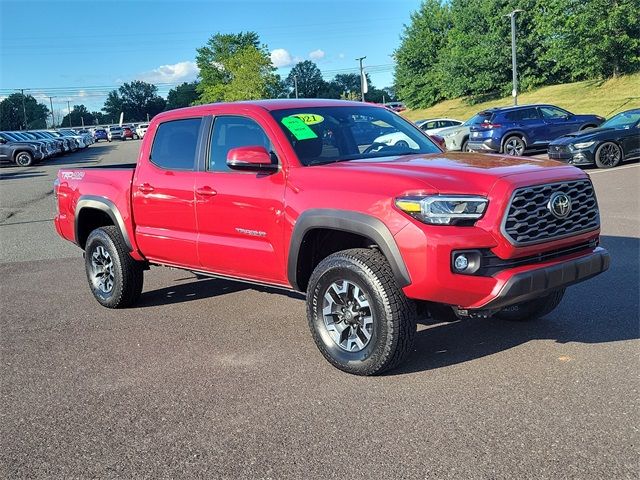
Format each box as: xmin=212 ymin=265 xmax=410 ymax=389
xmin=54 ymin=100 xmax=610 ymax=375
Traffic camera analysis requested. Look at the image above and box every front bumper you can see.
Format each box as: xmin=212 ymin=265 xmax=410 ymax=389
xmin=478 ymin=247 xmax=609 ymax=310
xmin=548 ymin=146 xmax=595 ymax=165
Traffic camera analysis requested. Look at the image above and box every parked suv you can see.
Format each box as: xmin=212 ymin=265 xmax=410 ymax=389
xmin=0 ymin=133 xmax=45 ymax=166
xmin=468 ymin=104 xmax=604 ymax=156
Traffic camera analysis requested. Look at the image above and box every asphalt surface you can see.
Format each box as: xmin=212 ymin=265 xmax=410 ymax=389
xmin=1 ymin=141 xmax=638 ymax=479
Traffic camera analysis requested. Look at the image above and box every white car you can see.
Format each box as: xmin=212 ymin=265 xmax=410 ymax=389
xmin=414 ymin=118 xmax=463 ymax=135
xmin=135 ymin=123 xmax=149 ymax=139
xmin=107 ymin=126 xmax=124 ymax=141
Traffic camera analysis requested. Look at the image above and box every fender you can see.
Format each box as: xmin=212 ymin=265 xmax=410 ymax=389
xmin=287 ymin=209 xmax=411 ymax=291
xmin=75 ymin=195 xmax=133 ymax=251
xmin=501 ymin=129 xmax=529 ymax=150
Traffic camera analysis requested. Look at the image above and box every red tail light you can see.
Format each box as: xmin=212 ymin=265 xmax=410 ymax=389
xmin=428 ymin=134 xmax=446 ymax=150
xmin=480 ymin=123 xmax=501 ymax=129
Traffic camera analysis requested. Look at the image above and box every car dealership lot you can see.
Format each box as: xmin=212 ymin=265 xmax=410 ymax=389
xmin=1 ymin=141 xmax=638 ymax=478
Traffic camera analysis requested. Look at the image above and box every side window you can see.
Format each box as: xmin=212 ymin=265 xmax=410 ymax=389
xmin=209 ymin=116 xmax=273 ymax=172
xmin=540 ymin=106 xmax=567 ymax=119
xmin=150 ymin=118 xmax=202 ymax=170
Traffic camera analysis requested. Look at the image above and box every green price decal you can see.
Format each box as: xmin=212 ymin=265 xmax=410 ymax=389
xmin=281 ymin=116 xmax=318 ymax=140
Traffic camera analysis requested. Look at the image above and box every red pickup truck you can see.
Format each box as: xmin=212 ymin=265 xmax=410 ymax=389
xmin=54 ymin=99 xmax=609 ymax=375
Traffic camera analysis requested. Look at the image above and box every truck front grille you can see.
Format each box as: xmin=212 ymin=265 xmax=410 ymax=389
xmin=502 ymin=179 xmax=600 ymax=246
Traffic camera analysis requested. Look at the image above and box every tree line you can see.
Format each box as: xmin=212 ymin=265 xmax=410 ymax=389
xmin=394 ymin=0 xmax=640 ymax=109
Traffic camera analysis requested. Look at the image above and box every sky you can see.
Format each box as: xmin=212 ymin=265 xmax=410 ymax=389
xmin=0 ymin=0 xmax=420 ymax=117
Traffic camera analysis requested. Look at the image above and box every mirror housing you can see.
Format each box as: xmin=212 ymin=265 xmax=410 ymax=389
xmin=226 ymin=146 xmax=277 ymax=171
xmin=0 ymin=137 xmax=6 ymax=144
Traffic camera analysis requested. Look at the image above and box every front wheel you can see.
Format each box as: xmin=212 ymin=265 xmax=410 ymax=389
xmin=595 ymin=142 xmax=621 ymax=168
xmin=85 ymin=226 xmax=144 ymax=308
xmin=15 ymin=151 xmax=34 ymax=167
xmin=307 ymin=248 xmax=417 ymax=375
xmin=461 ymin=139 xmax=471 ymax=152
xmin=496 ymin=289 xmax=565 ymax=322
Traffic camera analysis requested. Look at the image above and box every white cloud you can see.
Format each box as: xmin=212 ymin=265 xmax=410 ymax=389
xmin=338 ymin=53 xmax=345 ymax=59
xmin=137 ymin=61 xmax=200 ymax=84
xmin=270 ymin=48 xmax=295 ymax=68
xmin=309 ymin=49 xmax=325 ymax=61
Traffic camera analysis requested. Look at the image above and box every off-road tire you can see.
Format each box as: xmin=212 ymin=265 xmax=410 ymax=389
xmin=496 ymin=289 xmax=565 ymax=322
xmin=84 ymin=226 xmax=144 ymax=308
xmin=307 ymin=248 xmax=417 ymax=375
xmin=15 ymin=151 xmax=34 ymax=167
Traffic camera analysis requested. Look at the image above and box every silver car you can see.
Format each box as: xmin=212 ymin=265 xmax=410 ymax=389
xmin=438 ymin=113 xmax=490 ymax=151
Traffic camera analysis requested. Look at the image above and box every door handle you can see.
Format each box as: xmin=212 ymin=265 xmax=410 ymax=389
xmin=138 ymin=183 xmax=154 ymax=194
xmin=196 ymin=186 xmax=217 ymax=196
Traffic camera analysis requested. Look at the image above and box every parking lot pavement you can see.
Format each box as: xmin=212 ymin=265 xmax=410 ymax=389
xmin=1 ymin=142 xmax=638 ymax=479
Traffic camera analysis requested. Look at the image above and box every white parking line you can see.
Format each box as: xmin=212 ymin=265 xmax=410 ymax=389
xmin=587 ymin=164 xmax=640 ymax=174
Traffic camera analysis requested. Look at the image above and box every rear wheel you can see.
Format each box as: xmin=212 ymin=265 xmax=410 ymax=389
xmin=503 ymin=136 xmax=526 ymax=156
xmin=307 ymin=248 xmax=417 ymax=375
xmin=14 ymin=151 xmax=33 ymax=167
xmin=594 ymin=141 xmax=622 ymax=168
xmin=85 ymin=226 xmax=144 ymax=308
xmin=461 ymin=139 xmax=471 ymax=152
xmin=496 ymin=289 xmax=565 ymax=322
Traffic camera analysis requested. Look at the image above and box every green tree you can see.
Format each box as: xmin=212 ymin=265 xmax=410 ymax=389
xmin=0 ymin=93 xmax=49 ymax=130
xmin=102 ymin=81 xmax=166 ymax=122
xmin=199 ymin=45 xmax=282 ymax=102
xmin=394 ymin=0 xmax=451 ymax=108
xmin=166 ymin=81 xmax=200 ymax=110
xmin=286 ymin=61 xmax=326 ymax=98
xmin=534 ymin=0 xmax=640 ymax=81
xmin=60 ymin=104 xmax=97 ymax=128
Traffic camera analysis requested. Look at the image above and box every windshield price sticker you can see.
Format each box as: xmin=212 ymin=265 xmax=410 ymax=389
xmin=281 ymin=116 xmax=318 ymax=140
xmin=293 ymin=113 xmax=324 ymax=125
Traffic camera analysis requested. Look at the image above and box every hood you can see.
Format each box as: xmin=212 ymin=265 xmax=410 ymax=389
xmin=323 ymin=151 xmax=580 ymax=196
xmin=550 ymin=127 xmax=614 ymax=146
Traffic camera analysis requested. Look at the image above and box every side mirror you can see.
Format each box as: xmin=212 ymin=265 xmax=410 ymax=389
xmin=563 ymin=114 xmax=572 ymax=120
xmin=226 ymin=146 xmax=277 ymax=172
xmin=0 ymin=138 xmax=6 ymax=144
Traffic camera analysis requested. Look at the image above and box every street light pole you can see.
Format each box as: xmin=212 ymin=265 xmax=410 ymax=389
xmin=293 ymin=74 xmax=299 ymax=99
xmin=48 ymin=96 xmax=55 ymax=128
xmin=507 ymin=9 xmax=523 ymax=106
xmin=67 ymin=100 xmax=72 ymax=128
xmin=19 ymin=89 xmax=28 ymax=129
xmin=356 ymin=56 xmax=367 ymax=102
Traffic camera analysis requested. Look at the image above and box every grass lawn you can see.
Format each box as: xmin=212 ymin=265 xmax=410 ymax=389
xmin=402 ymin=73 xmax=640 ymax=122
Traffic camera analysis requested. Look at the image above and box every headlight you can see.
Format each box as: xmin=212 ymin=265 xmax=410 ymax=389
xmin=572 ymin=141 xmax=595 ymax=149
xmin=395 ymin=195 xmax=488 ymax=225
xmin=443 ymin=130 xmax=460 ymax=138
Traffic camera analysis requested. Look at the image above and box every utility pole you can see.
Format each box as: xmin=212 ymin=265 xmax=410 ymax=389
xmin=19 ymin=89 xmax=28 ymax=129
xmin=293 ymin=75 xmax=299 ymax=99
xmin=356 ymin=56 xmax=367 ymax=102
xmin=48 ymin=96 xmax=55 ymax=128
xmin=506 ymin=9 xmax=523 ymax=106
xmin=146 ymin=113 xmax=150 ymax=122
xmin=67 ymin=100 xmax=72 ymax=127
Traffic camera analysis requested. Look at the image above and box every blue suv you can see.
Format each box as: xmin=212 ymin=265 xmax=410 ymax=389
xmin=467 ymin=104 xmax=604 ymax=156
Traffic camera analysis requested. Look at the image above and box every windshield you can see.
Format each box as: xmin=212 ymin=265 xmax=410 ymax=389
xmin=270 ymin=106 xmax=441 ymax=166
xmin=601 ymin=110 xmax=640 ymax=129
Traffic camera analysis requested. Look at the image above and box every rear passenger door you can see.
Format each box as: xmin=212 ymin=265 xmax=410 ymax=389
xmin=507 ymin=108 xmax=546 ymax=146
xmin=131 ymin=117 xmax=204 ymax=268
xmin=193 ymin=114 xmax=288 ymax=285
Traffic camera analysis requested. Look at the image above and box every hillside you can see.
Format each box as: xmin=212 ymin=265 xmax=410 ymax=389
xmin=402 ymin=73 xmax=640 ymax=122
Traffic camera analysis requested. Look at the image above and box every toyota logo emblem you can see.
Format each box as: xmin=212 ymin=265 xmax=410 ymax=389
xmin=548 ymin=192 xmax=572 ymax=218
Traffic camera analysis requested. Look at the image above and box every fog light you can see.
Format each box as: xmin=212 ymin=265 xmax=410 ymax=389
xmin=454 ymin=254 xmax=469 ymax=271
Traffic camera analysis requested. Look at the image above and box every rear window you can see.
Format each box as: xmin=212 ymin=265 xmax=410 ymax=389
xmin=150 ymin=118 xmax=202 ymax=170
xmin=465 ymin=112 xmax=494 ymax=125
